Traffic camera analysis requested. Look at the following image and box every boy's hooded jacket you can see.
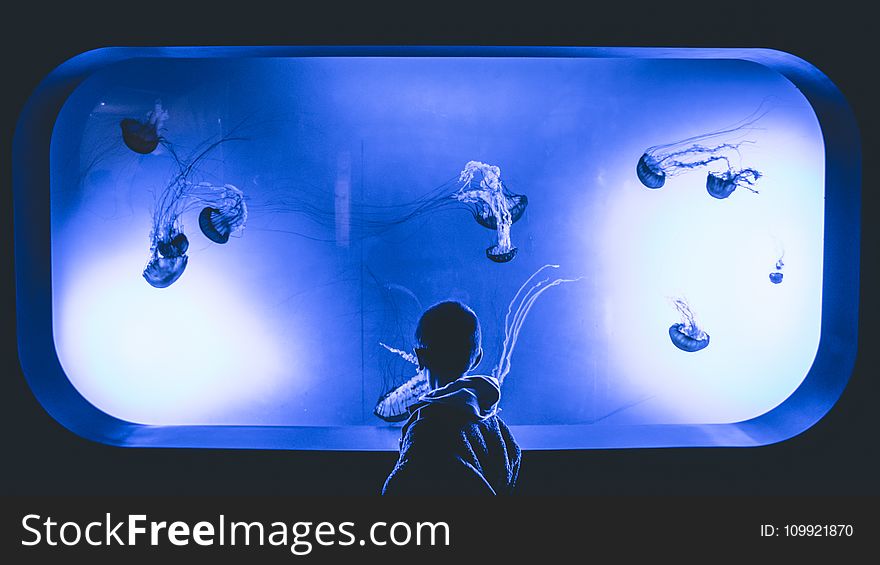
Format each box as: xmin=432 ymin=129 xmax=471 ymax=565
xmin=382 ymin=375 xmax=521 ymax=495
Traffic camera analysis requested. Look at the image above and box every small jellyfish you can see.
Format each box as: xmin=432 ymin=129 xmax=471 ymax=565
xmin=706 ymin=168 xmax=761 ymax=199
xmin=637 ymin=104 xmax=769 ymax=192
xmin=454 ymin=161 xmax=520 ymax=263
xmin=120 ymin=101 xmax=169 ymax=155
xmin=197 ymin=184 xmax=248 ymax=244
xmin=668 ymin=297 xmax=710 ymax=352
xmin=769 ymin=252 xmax=785 ymax=284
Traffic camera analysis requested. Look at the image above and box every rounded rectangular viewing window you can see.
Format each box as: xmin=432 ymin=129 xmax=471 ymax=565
xmin=13 ymin=47 xmax=860 ymax=450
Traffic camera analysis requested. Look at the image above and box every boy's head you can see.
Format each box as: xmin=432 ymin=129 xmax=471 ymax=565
xmin=414 ymin=301 xmax=482 ymax=385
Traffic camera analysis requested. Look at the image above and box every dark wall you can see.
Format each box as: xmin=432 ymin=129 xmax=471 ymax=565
xmin=1 ymin=0 xmax=877 ymax=495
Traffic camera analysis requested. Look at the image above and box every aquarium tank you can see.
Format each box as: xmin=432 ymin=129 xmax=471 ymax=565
xmin=13 ymin=47 xmax=860 ymax=449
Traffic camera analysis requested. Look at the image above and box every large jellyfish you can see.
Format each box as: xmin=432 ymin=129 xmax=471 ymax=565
xmin=636 ymin=104 xmax=768 ymax=195
xmin=374 ymin=343 xmax=430 ymax=422
xmin=367 ymin=273 xmax=428 ymax=422
xmin=120 ymin=101 xmax=169 ymax=155
xmin=198 ymin=183 xmax=248 ymax=244
xmin=454 ymin=161 xmax=523 ymax=263
xmin=668 ymin=297 xmax=710 ymax=352
xmin=142 ymin=134 xmax=245 ymax=288
xmin=705 ymin=167 xmax=761 ymax=199
xmin=373 ymin=265 xmax=582 ymax=422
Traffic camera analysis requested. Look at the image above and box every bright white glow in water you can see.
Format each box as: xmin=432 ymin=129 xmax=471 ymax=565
xmin=599 ymin=118 xmax=823 ymax=423
xmin=54 ymin=232 xmax=289 ymax=425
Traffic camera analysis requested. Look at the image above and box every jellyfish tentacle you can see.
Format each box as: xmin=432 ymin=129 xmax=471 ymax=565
xmin=373 ymin=265 xmax=581 ymax=421
xmin=379 ymin=342 xmax=419 ymax=366
xmin=645 ymin=97 xmax=773 ymax=154
xmin=494 ymin=265 xmax=582 ymax=384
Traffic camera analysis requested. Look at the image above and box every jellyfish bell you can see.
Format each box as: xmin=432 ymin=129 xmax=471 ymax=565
xmin=769 ymin=257 xmax=784 ymax=284
xmin=197 ymin=183 xmax=248 ymax=244
xmin=199 ymin=206 xmax=233 ymax=243
xmin=120 ymin=118 xmax=161 ymax=155
xmin=668 ymin=323 xmax=710 ymax=352
xmin=143 ymin=255 xmax=188 ymax=289
xmin=636 ymin=153 xmax=666 ymax=189
xmin=706 ymin=171 xmax=738 ymax=199
xmin=472 ymin=192 xmax=529 ymax=229
xmin=486 ymin=245 xmax=517 ymax=263
xmin=156 ymin=232 xmax=189 ymax=259
xmin=120 ymin=102 xmax=169 ymax=155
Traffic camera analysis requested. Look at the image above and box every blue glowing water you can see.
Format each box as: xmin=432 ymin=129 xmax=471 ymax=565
xmin=50 ymin=56 xmax=824 ymax=428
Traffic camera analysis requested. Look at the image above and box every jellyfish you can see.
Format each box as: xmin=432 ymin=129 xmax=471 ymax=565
xmin=465 ymin=189 xmax=528 ymax=230
xmin=769 ymin=250 xmax=785 ymax=284
xmin=198 ymin=183 xmax=248 ymax=244
xmin=705 ymin=168 xmax=761 ymax=199
xmin=120 ymin=101 xmax=169 ymax=155
xmin=454 ymin=161 xmax=522 ymax=263
xmin=636 ymin=104 xmax=769 ymax=191
xmin=373 ymin=265 xmax=582 ymax=422
xmin=492 ymin=264 xmax=583 ymax=384
xmin=143 ymin=252 xmax=189 ymax=289
xmin=143 ymin=177 xmax=193 ymax=289
xmin=668 ymin=297 xmax=710 ymax=352
xmin=763 ymin=237 xmax=786 ymax=284
xmin=141 ymin=133 xmax=244 ymax=288
xmin=374 ymin=343 xmax=430 ymax=422
xmin=144 ymin=229 xmax=190 ymax=289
